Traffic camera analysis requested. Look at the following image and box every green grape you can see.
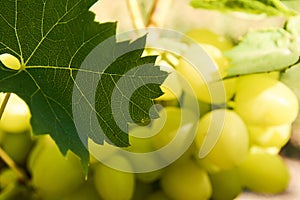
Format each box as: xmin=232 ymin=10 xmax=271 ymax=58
xmin=29 ymin=135 xmax=85 ymax=199
xmin=248 ymin=124 xmax=292 ymax=148
xmin=209 ymin=168 xmax=243 ymax=200
xmin=238 ymin=151 xmax=290 ymax=194
xmin=0 ymin=53 xmax=21 ymax=70
xmin=150 ymin=107 xmax=198 ymax=147
xmin=184 ymin=29 xmax=233 ymax=51
xmin=125 ymin=126 xmax=164 ymax=178
xmin=150 ymin=107 xmax=182 ymax=136
xmin=176 ymin=45 xmax=236 ymax=104
xmin=161 ymin=159 xmax=212 ymax=200
xmin=93 ymin=155 xmax=135 ymax=200
xmin=124 ymin=107 xmax=182 ymax=159
xmin=235 ymin=74 xmax=299 ymax=126
xmin=195 ymin=109 xmax=249 ymax=169
xmin=1 ymin=130 xmax=32 ymax=164
xmin=0 ymin=169 xmax=18 ymax=189
xmin=0 ymin=93 xmax=31 ymax=133
xmin=27 ymin=136 xmax=47 ymax=173
xmin=150 ymin=107 xmax=198 ymax=161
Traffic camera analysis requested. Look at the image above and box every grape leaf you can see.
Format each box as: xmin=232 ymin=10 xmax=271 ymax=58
xmin=190 ymin=0 xmax=296 ymax=16
xmin=0 ymin=0 xmax=167 ymax=167
xmin=224 ymin=28 xmax=300 ymax=77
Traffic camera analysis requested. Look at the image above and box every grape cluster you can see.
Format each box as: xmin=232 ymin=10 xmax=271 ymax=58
xmin=0 ymin=29 xmax=299 ymax=200
xmin=152 ymin=29 xmax=297 ymax=199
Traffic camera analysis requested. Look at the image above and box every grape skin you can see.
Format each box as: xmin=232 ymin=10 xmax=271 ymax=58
xmin=161 ymin=159 xmax=212 ymax=200
xmin=29 ymin=136 xmax=85 ymax=199
xmin=195 ymin=109 xmax=249 ymax=169
xmin=247 ymin=124 xmax=292 ymax=148
xmin=209 ymin=168 xmax=242 ymax=200
xmin=93 ymin=155 xmax=135 ymax=200
xmin=238 ymin=151 xmax=290 ymax=194
xmin=0 ymin=93 xmax=31 ymax=133
xmin=235 ymin=74 xmax=299 ymax=126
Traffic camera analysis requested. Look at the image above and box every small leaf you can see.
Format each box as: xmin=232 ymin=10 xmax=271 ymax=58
xmin=224 ymin=28 xmax=300 ymax=77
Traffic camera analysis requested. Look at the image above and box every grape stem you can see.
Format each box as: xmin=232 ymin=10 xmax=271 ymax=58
xmin=0 ymin=147 xmax=29 ymax=182
xmin=0 ymin=93 xmax=11 ymax=120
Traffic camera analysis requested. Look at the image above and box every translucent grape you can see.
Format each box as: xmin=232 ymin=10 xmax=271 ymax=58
xmin=161 ymin=160 xmax=212 ymax=200
xmin=235 ymin=74 xmax=299 ymax=126
xmin=29 ymin=136 xmax=85 ymax=198
xmin=1 ymin=130 xmax=32 ymax=164
xmin=93 ymin=155 xmax=135 ymax=200
xmin=209 ymin=168 xmax=243 ymax=200
xmin=195 ymin=109 xmax=249 ymax=169
xmin=176 ymin=45 xmax=236 ymax=104
xmin=238 ymin=151 xmax=290 ymax=194
xmin=248 ymin=124 xmax=292 ymax=148
xmin=0 ymin=93 xmax=31 ymax=133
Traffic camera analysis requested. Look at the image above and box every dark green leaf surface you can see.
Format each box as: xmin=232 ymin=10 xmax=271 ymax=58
xmin=0 ymin=0 xmax=167 ymax=167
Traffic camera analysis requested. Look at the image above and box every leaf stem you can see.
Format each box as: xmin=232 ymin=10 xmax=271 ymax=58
xmin=0 ymin=93 xmax=11 ymax=120
xmin=0 ymin=146 xmax=29 ymax=182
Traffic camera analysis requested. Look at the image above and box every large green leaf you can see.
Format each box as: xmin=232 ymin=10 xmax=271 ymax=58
xmin=190 ymin=0 xmax=296 ymax=16
xmin=0 ymin=0 xmax=167 ymax=167
xmin=224 ymin=28 xmax=300 ymax=77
